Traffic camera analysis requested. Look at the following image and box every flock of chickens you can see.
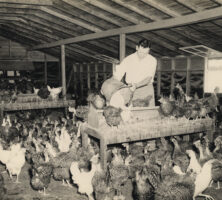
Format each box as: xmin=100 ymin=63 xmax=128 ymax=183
xmin=0 ymin=106 xmax=221 ymax=200
xmin=158 ymin=84 xmax=220 ymax=120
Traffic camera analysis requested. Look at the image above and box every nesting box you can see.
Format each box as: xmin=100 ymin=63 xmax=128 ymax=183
xmin=87 ymin=105 xmax=160 ymax=128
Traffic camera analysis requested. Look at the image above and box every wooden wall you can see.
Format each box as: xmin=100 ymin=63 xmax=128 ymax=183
xmin=156 ymin=56 xmax=204 ymax=98
xmin=71 ymin=56 xmax=205 ymax=104
xmin=0 ymin=36 xmax=58 ymax=71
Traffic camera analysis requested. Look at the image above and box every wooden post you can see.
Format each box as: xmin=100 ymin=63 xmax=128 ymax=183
xmin=80 ymin=63 xmax=83 ymax=99
xmin=61 ymin=45 xmax=66 ymax=100
xmin=186 ymin=57 xmax=191 ymax=96
xmin=87 ymin=63 xmax=91 ymax=90
xmin=95 ymin=62 xmax=98 ymax=89
xmin=157 ymin=59 xmax=161 ymax=97
xmin=103 ymin=62 xmax=107 ymax=81
xmin=119 ymin=33 xmax=126 ymax=62
xmin=73 ymin=64 xmax=77 ymax=91
xmin=66 ymin=67 xmax=74 ymax=91
xmin=203 ymin=57 xmax=208 ymax=97
xmin=170 ymin=58 xmax=175 ymax=96
xmin=44 ymin=54 xmax=47 ymax=85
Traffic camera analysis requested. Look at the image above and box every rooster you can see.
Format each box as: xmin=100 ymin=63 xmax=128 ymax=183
xmin=70 ymin=154 xmax=101 ymax=200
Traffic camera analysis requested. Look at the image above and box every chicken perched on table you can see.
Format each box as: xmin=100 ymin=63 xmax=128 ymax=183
xmin=87 ymin=91 xmax=105 ymax=109
xmin=70 ymin=154 xmax=101 ymax=200
xmin=103 ymin=106 xmax=122 ymax=127
xmin=158 ymin=96 xmax=175 ymax=117
xmin=47 ymin=85 xmax=62 ymax=100
xmin=37 ymin=84 xmax=50 ymax=99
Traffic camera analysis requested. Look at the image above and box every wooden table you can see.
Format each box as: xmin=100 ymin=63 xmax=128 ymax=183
xmin=81 ymin=106 xmax=215 ymax=170
xmin=0 ymin=99 xmax=75 ymax=118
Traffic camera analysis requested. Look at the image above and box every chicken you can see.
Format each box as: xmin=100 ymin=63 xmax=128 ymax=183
xmin=133 ymin=168 xmax=154 ymax=200
xmin=193 ymin=139 xmax=213 ymax=166
xmin=186 ymin=149 xmax=202 ymax=174
xmin=155 ymin=170 xmax=195 ymax=200
xmin=5 ymin=143 xmax=26 ymax=183
xmin=92 ymin=170 xmax=111 ymax=200
xmin=87 ymin=92 xmax=105 ymax=109
xmin=37 ymin=84 xmax=50 ymax=99
xmin=210 ymin=159 xmax=222 ymax=189
xmin=170 ymin=137 xmax=190 ymax=173
xmin=133 ymin=164 xmax=160 ymax=200
xmin=213 ymin=136 xmax=222 ymax=160
xmin=53 ymin=166 xmax=71 ymax=187
xmin=158 ymin=96 xmax=175 ymax=117
xmin=31 ymin=162 xmax=53 ymax=195
xmin=70 ymin=154 xmax=101 ymax=200
xmin=103 ymin=106 xmax=122 ymax=127
xmin=55 ymin=127 xmax=71 ymax=153
xmin=193 ymin=159 xmax=218 ymax=200
xmin=47 ymin=85 xmax=62 ymax=100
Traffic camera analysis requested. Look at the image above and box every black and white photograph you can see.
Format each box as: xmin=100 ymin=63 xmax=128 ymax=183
xmin=0 ymin=0 xmax=222 ymax=199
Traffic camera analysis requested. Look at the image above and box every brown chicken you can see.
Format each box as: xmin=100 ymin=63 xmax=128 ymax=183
xmin=103 ymin=106 xmax=122 ymax=127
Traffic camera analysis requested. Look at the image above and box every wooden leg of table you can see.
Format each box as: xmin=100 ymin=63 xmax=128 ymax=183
xmin=100 ymin=138 xmax=107 ymax=171
xmin=206 ymin=130 xmax=214 ymax=143
xmin=82 ymin=132 xmax=88 ymax=148
xmin=183 ymin=135 xmax=190 ymax=141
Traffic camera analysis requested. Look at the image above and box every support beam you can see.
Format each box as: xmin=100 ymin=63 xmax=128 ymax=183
xmin=157 ymin=59 xmax=161 ymax=97
xmin=186 ymin=57 xmax=191 ymax=96
xmin=119 ymin=33 xmax=126 ymax=62
xmin=170 ymin=58 xmax=175 ymax=96
xmin=111 ymin=0 xmax=157 ymax=20
xmin=44 ymin=53 xmax=47 ymax=85
xmin=83 ymin=0 xmax=140 ymax=24
xmin=141 ymin=0 xmax=179 ymax=17
xmin=61 ymin=45 xmax=66 ymax=100
xmin=0 ymin=0 xmax=53 ymax=5
xmin=32 ymin=6 xmax=222 ymax=50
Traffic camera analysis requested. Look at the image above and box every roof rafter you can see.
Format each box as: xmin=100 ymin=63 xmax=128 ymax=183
xmin=0 ymin=0 xmax=53 ymax=6
xmin=82 ymin=0 xmax=140 ymax=24
xmin=111 ymin=0 xmax=156 ymax=21
xmin=175 ymin=0 xmax=203 ymax=12
xmin=32 ymin=6 xmax=222 ymax=50
xmin=141 ymin=0 xmax=180 ymax=17
xmin=39 ymin=6 xmax=100 ymax=32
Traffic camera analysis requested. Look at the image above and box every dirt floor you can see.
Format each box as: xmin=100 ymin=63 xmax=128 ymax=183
xmin=1 ymin=162 xmax=222 ymax=200
xmin=1 ymin=129 xmax=222 ymax=200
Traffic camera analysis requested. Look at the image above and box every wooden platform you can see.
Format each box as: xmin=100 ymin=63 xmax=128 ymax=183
xmin=0 ymin=99 xmax=75 ymax=117
xmin=81 ymin=106 xmax=215 ymax=170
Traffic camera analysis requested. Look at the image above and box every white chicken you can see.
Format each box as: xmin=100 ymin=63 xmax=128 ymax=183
xmin=186 ymin=149 xmax=202 ymax=174
xmin=193 ymin=159 xmax=218 ymax=200
xmin=0 ymin=143 xmax=26 ymax=183
xmin=70 ymin=154 xmax=101 ymax=200
xmin=55 ymin=127 xmax=71 ymax=153
xmin=47 ymin=85 xmax=62 ymax=100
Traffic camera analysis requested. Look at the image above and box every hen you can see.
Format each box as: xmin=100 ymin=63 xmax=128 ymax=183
xmin=31 ymin=160 xmax=53 ymax=195
xmin=70 ymin=154 xmax=101 ymax=200
xmin=103 ymin=106 xmax=122 ymax=127
xmin=5 ymin=143 xmax=26 ymax=183
xmin=47 ymin=85 xmax=62 ymax=100
xmin=158 ymin=96 xmax=175 ymax=117
xmin=170 ymin=137 xmax=190 ymax=173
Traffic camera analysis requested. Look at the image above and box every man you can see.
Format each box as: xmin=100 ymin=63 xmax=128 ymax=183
xmin=113 ymin=39 xmax=157 ymax=106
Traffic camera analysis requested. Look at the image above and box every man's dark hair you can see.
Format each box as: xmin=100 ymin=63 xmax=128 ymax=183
xmin=138 ymin=39 xmax=151 ymax=48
